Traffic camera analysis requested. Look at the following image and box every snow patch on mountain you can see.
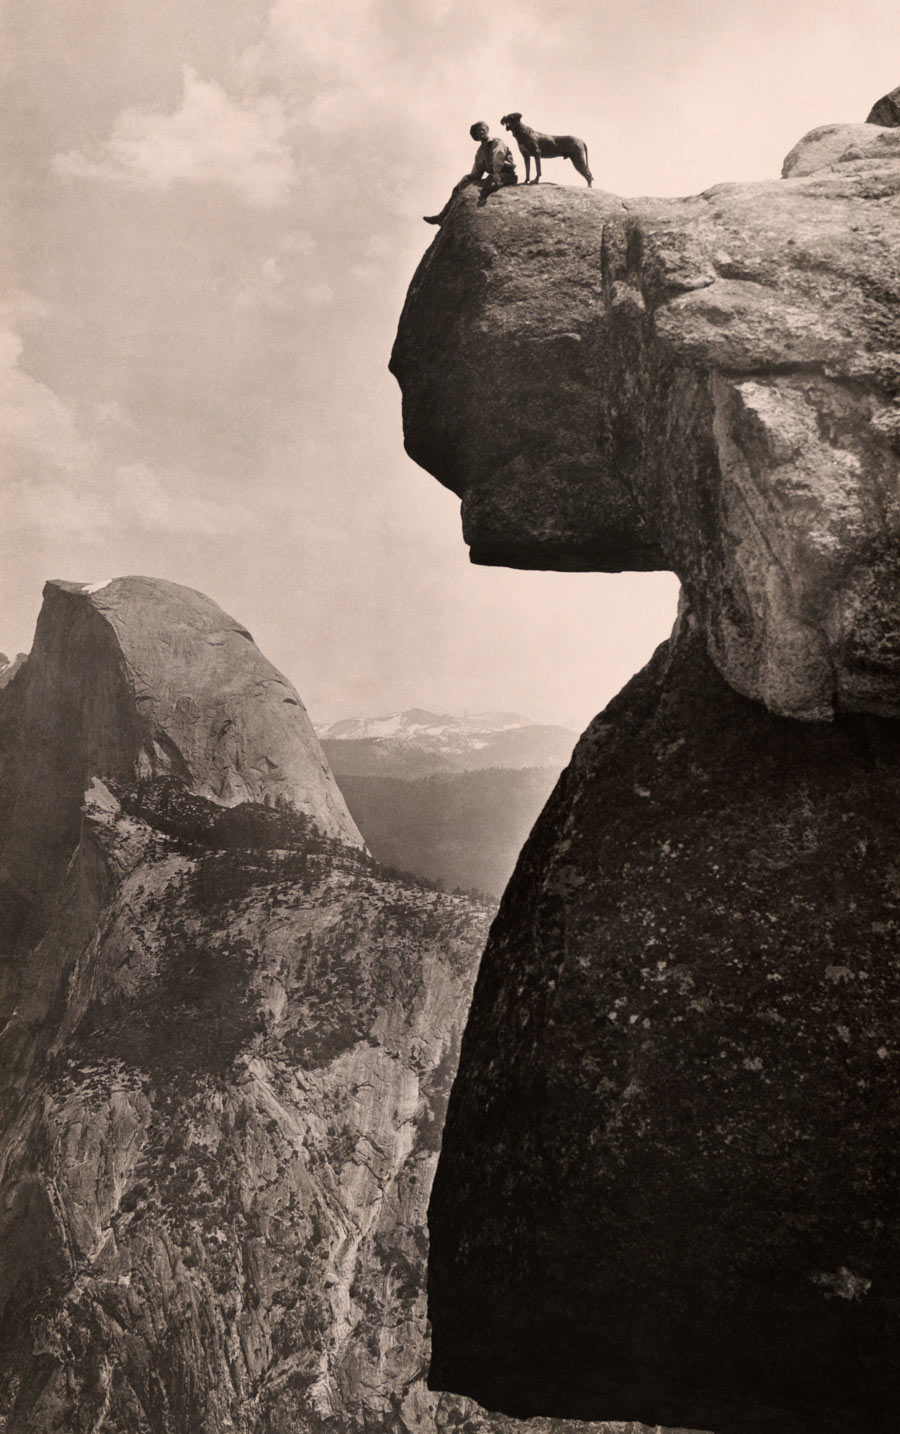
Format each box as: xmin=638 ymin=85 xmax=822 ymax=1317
xmin=317 ymin=709 xmax=579 ymax=781
xmin=316 ymin=709 xmax=533 ymax=744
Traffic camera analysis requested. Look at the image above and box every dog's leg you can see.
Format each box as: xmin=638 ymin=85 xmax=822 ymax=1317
xmin=523 ymin=149 xmax=531 ymax=184
xmin=531 ymin=149 xmax=541 ymax=184
xmin=570 ymin=144 xmax=593 ymax=187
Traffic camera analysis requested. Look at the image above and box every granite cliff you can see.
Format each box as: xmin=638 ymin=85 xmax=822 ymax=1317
xmin=390 ymin=105 xmax=900 ymax=1433
xmin=0 ymin=578 xmax=650 ymax=1434
xmin=0 ymin=576 xmax=474 ymax=1434
xmin=0 ymin=577 xmax=361 ymax=953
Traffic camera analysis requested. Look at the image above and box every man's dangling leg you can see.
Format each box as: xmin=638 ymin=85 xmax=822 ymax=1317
xmin=424 ymin=176 xmax=472 ymax=225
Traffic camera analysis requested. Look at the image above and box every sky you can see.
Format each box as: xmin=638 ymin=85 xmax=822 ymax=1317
xmin=1 ymin=0 xmax=898 ymax=730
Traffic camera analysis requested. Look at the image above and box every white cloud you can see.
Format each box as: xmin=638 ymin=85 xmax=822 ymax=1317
xmin=90 ymin=399 xmax=138 ymax=433
xmin=301 ymin=280 xmax=334 ymax=306
xmin=10 ymin=478 xmax=109 ymax=537
xmin=279 ymin=230 xmax=317 ymax=258
xmin=54 ymin=66 xmax=296 ymax=208
xmin=49 ymin=2 xmax=556 ymax=231
xmin=238 ymin=0 xmax=437 ymax=142
xmin=240 ymin=0 xmax=385 ymax=96
xmin=0 ymin=290 xmax=50 ymax=325
xmin=234 ymin=229 xmax=331 ymax=311
xmin=112 ymin=462 xmax=254 ymax=536
xmin=7 ymin=458 xmax=256 ymax=543
xmin=0 ymin=330 xmax=255 ymax=541
xmin=0 ymin=328 xmax=96 ymax=482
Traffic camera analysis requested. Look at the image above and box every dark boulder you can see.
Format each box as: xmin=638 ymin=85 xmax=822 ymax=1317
xmin=866 ymin=85 xmax=900 ymax=125
xmin=428 ymin=615 xmax=900 ymax=1434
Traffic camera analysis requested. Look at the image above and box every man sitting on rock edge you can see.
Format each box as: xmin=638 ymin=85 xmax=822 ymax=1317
xmin=424 ymin=120 xmax=518 ymax=225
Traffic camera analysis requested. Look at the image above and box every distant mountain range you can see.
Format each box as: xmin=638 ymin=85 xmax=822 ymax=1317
xmin=316 ymin=708 xmax=530 ymax=741
xmin=319 ymin=709 xmax=579 ymax=896
xmin=318 ymin=708 xmax=577 ymax=780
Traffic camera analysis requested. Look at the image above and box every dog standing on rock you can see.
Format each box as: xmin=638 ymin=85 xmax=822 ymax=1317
xmin=501 ymin=112 xmax=593 ymax=186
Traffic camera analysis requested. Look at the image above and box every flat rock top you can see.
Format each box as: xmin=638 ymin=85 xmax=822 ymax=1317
xmin=399 ymin=130 xmax=900 ymax=376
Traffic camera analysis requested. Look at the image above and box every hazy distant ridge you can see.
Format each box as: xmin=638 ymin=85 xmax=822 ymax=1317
xmin=316 ymin=708 xmax=531 ymax=741
xmin=320 ymin=708 xmax=578 ymax=896
xmin=319 ymin=708 xmax=577 ymax=779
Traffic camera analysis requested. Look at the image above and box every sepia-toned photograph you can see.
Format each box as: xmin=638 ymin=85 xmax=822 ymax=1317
xmin=1 ymin=2 xmax=899 ymax=1430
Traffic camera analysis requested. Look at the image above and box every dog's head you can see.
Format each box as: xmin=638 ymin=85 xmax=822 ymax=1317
xmin=501 ymin=112 xmax=522 ymax=130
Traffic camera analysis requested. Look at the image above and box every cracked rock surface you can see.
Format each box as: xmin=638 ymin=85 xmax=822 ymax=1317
xmin=0 ymin=784 xmax=495 ymax=1434
xmin=391 ymin=121 xmax=900 ymax=721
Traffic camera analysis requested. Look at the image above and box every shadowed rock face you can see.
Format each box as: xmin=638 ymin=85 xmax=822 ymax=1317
xmin=427 ymin=616 xmax=900 ymax=1434
xmin=866 ymin=85 xmax=900 ymax=126
xmin=0 ymin=576 xmax=362 ymax=944
xmin=390 ymin=125 xmax=900 ymax=721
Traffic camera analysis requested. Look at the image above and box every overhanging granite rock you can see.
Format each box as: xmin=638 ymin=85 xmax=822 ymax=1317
xmin=391 ymin=124 xmax=900 ymax=721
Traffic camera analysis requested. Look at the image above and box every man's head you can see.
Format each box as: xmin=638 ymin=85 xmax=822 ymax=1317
xmin=469 ymin=121 xmax=489 ymax=142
